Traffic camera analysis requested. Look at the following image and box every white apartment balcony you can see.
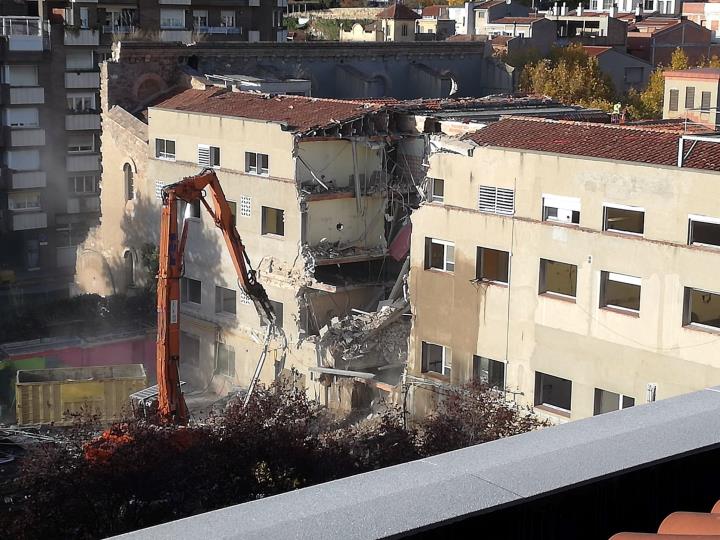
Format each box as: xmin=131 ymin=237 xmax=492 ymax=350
xmin=65 ymin=72 xmax=100 ymax=89
xmin=66 ymin=196 xmax=100 ymax=214
xmin=0 ymin=17 xmax=47 ymax=51
xmin=12 ymin=211 xmax=46 ymax=231
xmin=7 ymin=86 xmax=44 ymax=105
xmin=159 ymin=29 xmax=192 ymax=42
xmin=10 ymin=170 xmax=46 ymax=189
xmin=65 ymin=114 xmax=100 ymax=131
xmin=63 ymin=29 xmax=100 ymax=46
xmin=66 ymin=153 xmax=100 ymax=172
xmin=196 ymin=26 xmax=241 ymax=35
xmin=7 ymin=127 xmax=45 ymax=147
xmin=7 ymin=35 xmax=43 ymax=51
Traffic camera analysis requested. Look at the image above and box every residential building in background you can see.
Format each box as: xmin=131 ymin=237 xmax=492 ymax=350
xmin=409 ymin=117 xmax=720 ymax=421
xmin=663 ymin=67 xmax=720 ymax=129
xmin=583 ymin=45 xmax=651 ymax=93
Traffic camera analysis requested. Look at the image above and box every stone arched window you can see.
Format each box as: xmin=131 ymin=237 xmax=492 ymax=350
xmin=124 ymin=162 xmax=134 ymax=201
xmin=124 ymin=250 xmax=135 ymax=287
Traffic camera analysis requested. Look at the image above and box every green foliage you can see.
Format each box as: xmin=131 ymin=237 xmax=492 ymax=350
xmin=520 ymin=44 xmax=615 ymax=110
xmin=139 ymin=243 xmax=159 ymax=293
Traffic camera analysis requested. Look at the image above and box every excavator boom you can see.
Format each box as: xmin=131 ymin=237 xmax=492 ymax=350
xmin=156 ymin=169 xmax=275 ymax=423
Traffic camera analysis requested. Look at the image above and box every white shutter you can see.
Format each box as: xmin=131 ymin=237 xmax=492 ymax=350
xmin=198 ymin=144 xmax=210 ymax=166
xmin=478 ymin=185 xmax=514 ymax=215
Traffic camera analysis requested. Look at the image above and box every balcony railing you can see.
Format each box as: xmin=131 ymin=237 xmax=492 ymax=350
xmin=65 ymin=113 xmax=101 ymax=131
xmin=0 ymin=16 xmax=42 ymax=37
xmin=195 ymin=26 xmax=241 ymax=34
xmin=159 ymin=29 xmax=193 ymax=42
xmin=10 ymin=170 xmax=46 ymax=189
xmin=7 ymin=127 xmax=45 ymax=147
xmin=7 ymin=86 xmax=44 ymax=105
xmin=102 ymin=25 xmax=137 ymax=34
xmin=63 ymin=28 xmax=100 ymax=46
xmin=65 ymin=72 xmax=100 ymax=89
xmin=67 ymin=153 xmax=100 ymax=172
xmin=12 ymin=211 xmax=46 ymax=231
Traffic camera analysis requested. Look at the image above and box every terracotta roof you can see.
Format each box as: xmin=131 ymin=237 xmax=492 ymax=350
xmin=476 ymin=0 xmax=506 ymax=8
xmin=583 ymin=45 xmax=612 ymax=57
xmin=610 ymin=499 xmax=720 ymax=538
xmin=422 ymin=5 xmax=448 ymax=17
xmin=491 ymin=35 xmax=513 ymax=45
xmin=463 ymin=116 xmax=720 ymax=172
xmin=376 ymin=3 xmax=420 ymax=20
xmin=152 ymin=88 xmax=383 ymax=134
xmin=664 ymin=67 xmax=720 ymax=81
xmin=446 ymin=33 xmax=488 ymax=41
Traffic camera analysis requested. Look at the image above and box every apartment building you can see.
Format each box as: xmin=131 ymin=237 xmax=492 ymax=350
xmin=83 ymin=86 xmax=401 ymax=396
xmin=663 ymin=67 xmax=720 ymax=130
xmin=408 ymin=117 xmax=720 ymax=421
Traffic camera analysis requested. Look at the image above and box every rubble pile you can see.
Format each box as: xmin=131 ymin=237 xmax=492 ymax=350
xmin=319 ymin=299 xmax=410 ymax=370
xmin=308 ymin=241 xmax=386 ymax=262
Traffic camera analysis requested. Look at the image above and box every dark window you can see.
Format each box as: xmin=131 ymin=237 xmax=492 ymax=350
xmin=216 ymin=343 xmax=235 ymax=377
xmin=534 ymin=371 xmax=572 ymax=412
xmin=685 ymin=86 xmax=696 ymax=109
xmin=689 ymin=217 xmax=720 ymax=247
xmin=430 ymin=178 xmax=444 ymax=203
xmin=264 ymin=299 xmax=284 ymax=329
xmin=600 ymin=272 xmax=641 ymax=313
xmin=181 ymin=277 xmax=201 ymax=304
xmin=421 ymin=341 xmax=450 ymax=377
xmin=124 ymin=163 xmax=134 ymax=201
xmin=473 ymin=356 xmax=505 ymax=389
xmin=594 ymin=388 xmax=634 ymax=415
xmin=180 ymin=332 xmax=200 ymax=366
xmin=124 ymin=251 xmax=134 ymax=287
xmin=215 ymin=285 xmax=236 ymax=314
xmin=539 ymin=259 xmax=577 ymax=298
xmin=701 ymin=91 xmax=712 ymax=112
xmin=603 ymin=205 xmax=644 ymax=234
xmin=261 ymin=206 xmax=284 ymax=236
xmin=245 ymin=151 xmax=269 ymax=175
xmin=155 ymin=138 xmax=175 ymax=159
xmin=683 ymin=287 xmax=720 ymax=330
xmin=669 ymin=89 xmax=679 ymax=111
xmin=424 ymin=238 xmax=454 ymax=272
xmin=476 ymin=247 xmax=509 ymax=283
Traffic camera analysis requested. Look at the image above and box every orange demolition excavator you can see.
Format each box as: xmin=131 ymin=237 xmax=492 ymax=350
xmin=155 ymin=169 xmax=275 ymax=424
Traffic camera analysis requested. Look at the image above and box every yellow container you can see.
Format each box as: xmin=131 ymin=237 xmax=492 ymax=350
xmin=16 ymin=364 xmax=147 ymax=425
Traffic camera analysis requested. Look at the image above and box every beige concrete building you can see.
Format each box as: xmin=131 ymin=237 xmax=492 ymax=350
xmin=663 ymin=68 xmax=720 ymax=130
xmin=408 ymin=116 xmax=720 ymax=422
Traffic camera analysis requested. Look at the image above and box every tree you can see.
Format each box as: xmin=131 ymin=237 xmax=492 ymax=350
xmin=520 ymin=44 xmax=616 ymax=110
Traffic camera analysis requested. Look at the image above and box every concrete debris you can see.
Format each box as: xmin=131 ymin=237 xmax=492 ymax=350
xmin=307 ymin=240 xmax=386 ymax=263
xmin=318 ymin=299 xmax=410 ymax=370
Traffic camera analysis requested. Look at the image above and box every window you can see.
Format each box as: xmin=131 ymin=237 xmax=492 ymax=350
xmin=124 ymin=250 xmax=135 ymax=286
xmin=421 ymin=341 xmax=451 ymax=377
xmin=155 ymin=138 xmax=175 ymax=160
xmin=68 ymin=175 xmax=98 ymax=194
xmin=685 ymin=86 xmax=696 ymax=109
xmin=534 ymin=371 xmax=572 ymax=413
xmin=594 ymin=388 xmax=634 ymax=415
xmin=197 ymin=145 xmax=220 ymax=168
xmin=66 ymin=93 xmax=95 ymax=113
xmin=401 ymin=24 xmax=408 ymax=36
xmin=478 ymin=185 xmax=514 ymax=215
xmin=429 ymin=178 xmax=444 ymax=203
xmin=79 ymin=7 xmax=89 ymax=28
xmin=542 ymin=194 xmax=580 ymax=225
xmin=215 ymin=285 xmax=236 ymax=315
xmin=180 ymin=332 xmax=200 ymax=367
xmin=66 ymin=51 xmax=93 ymax=71
xmin=603 ymin=204 xmax=644 ymax=235
xmin=476 ymin=247 xmax=509 ymax=283
xmin=689 ymin=215 xmax=720 ymax=248
xmin=600 ymin=271 xmax=641 ymax=313
xmin=221 ymin=10 xmax=236 ymax=27
xmin=238 ymin=287 xmax=252 ymax=305
xmin=193 ymin=10 xmax=208 ymax=28
xmin=56 ymin=224 xmax=88 ymax=247
xmin=264 ymin=300 xmax=284 ymax=329
xmin=701 ymin=91 xmax=712 ymax=112
xmin=245 ymin=152 xmax=269 ymax=175
xmin=473 ymin=356 xmax=505 ymax=389
xmin=261 ymin=206 xmax=285 ymax=236
xmin=669 ymin=89 xmax=679 ymax=111
xmin=215 ymin=343 xmax=235 ymax=377
xmin=539 ymin=259 xmax=577 ymax=298
xmin=67 ymin=134 xmax=94 ymax=153
xmin=7 ymin=149 xmax=39 ymax=170
xmin=683 ymin=287 xmax=720 ymax=331
xmin=3 ymin=65 xmax=38 ymax=86
xmin=160 ymin=8 xmax=185 ymax=29
xmin=8 ymin=191 xmax=40 ymax=211
xmin=424 ymin=238 xmax=455 ymax=272
xmin=624 ymin=67 xmax=643 ymax=84
xmin=181 ymin=277 xmax=202 ymax=305
xmin=240 ymin=195 xmax=251 ymax=218
xmin=5 ymin=108 xmax=39 ymax=128
xmin=124 ymin=163 xmax=134 ymax=201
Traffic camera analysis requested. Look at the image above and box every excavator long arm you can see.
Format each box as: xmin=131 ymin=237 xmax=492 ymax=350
xmin=156 ymin=169 xmax=275 ymax=423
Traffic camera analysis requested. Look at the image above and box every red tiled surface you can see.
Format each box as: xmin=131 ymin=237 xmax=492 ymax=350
xmin=422 ymin=5 xmax=448 ymax=17
xmin=583 ymin=45 xmax=612 ymax=57
xmin=476 ymin=0 xmax=506 ymax=9
xmin=464 ymin=116 xmax=720 ymax=172
xmin=376 ymin=3 xmax=420 ymax=20
xmin=493 ymin=16 xmax=543 ymax=24
xmin=153 ymin=88 xmax=383 ymax=134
